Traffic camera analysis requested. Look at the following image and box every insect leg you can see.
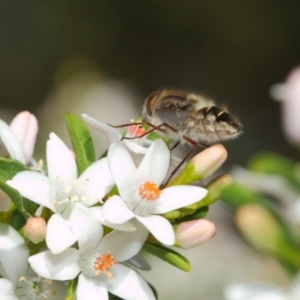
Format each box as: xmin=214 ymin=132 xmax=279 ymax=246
xmin=161 ymin=136 xmax=198 ymax=188
xmin=110 ymin=122 xmax=144 ymax=128
xmin=170 ymin=141 xmax=180 ymax=151
xmin=113 ymin=122 xmax=177 ymax=140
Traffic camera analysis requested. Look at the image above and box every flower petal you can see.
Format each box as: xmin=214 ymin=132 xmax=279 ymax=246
xmin=123 ymin=139 xmax=148 ymax=155
xmin=0 ymin=119 xmax=25 ymax=163
xmin=46 ymin=132 xmax=77 ymax=184
xmin=69 ymin=204 xmax=103 ymax=254
xmin=10 ymin=111 xmax=38 ymax=164
xmin=0 ymin=278 xmax=18 ymax=300
xmin=90 ymin=206 xmax=136 ymax=231
xmin=0 ymin=224 xmax=29 ymax=286
xmin=7 ymin=171 xmax=56 ymax=212
xmin=107 ymin=143 xmax=138 ymax=199
xmin=97 ymin=221 xmax=148 ymax=262
xmin=153 ymin=185 xmax=207 ymax=214
xmin=78 ymin=158 xmax=114 ymax=206
xmin=105 ymin=264 xmax=155 ymax=300
xmin=102 ymin=195 xmax=135 ymax=224
xmin=29 ymin=248 xmax=80 ymax=281
xmin=77 ymin=274 xmax=108 ymax=300
xmin=137 ymin=139 xmax=170 ymax=185
xmin=82 ymin=114 xmax=122 ymax=144
xmin=136 ymin=214 xmax=175 ymax=245
xmin=46 ymin=214 xmax=77 ymax=254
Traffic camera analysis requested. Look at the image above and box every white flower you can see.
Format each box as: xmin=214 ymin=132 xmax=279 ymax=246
xmin=0 ymin=223 xmax=29 ymax=287
xmin=15 ymin=269 xmax=67 ymax=300
xmin=0 ymin=268 xmax=67 ymax=300
xmin=224 ymin=276 xmax=300 ymax=300
xmin=29 ymin=224 xmax=155 ymax=300
xmin=7 ymin=132 xmax=115 ymax=254
xmin=82 ymin=114 xmax=183 ymax=173
xmin=102 ymin=139 xmax=208 ymax=245
xmin=0 ymin=279 xmax=18 ymax=300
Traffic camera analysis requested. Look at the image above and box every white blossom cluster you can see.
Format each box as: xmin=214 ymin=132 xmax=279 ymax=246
xmin=0 ymin=112 xmax=217 ymax=300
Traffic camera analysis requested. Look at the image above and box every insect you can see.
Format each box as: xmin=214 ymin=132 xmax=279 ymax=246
xmin=114 ymin=89 xmax=243 ymax=186
xmin=142 ymin=89 xmax=242 ymax=143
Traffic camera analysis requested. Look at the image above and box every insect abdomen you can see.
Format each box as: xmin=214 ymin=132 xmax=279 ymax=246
xmin=187 ymin=106 xmax=243 ymax=145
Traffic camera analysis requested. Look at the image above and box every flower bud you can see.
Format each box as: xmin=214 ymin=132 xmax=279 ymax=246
xmin=175 ymin=219 xmax=216 ymax=249
xmin=234 ymin=204 xmax=282 ymax=253
xmin=201 ymin=174 xmax=233 ymax=207
xmin=168 ymin=144 xmax=228 ymax=186
xmin=10 ymin=111 xmax=38 ymax=164
xmin=190 ymin=144 xmax=228 ymax=178
xmin=23 ymin=217 xmax=46 ymax=244
xmin=0 ymin=118 xmax=25 ymax=163
xmin=281 ymin=67 xmax=300 ymax=145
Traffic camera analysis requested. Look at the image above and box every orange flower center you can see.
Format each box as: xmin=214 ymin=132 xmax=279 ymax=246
xmin=128 ymin=125 xmax=146 ymax=137
xmin=139 ymin=181 xmax=162 ymax=201
xmin=94 ymin=252 xmax=116 ymax=278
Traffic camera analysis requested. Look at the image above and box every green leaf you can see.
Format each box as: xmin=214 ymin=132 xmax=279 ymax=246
xmin=10 ymin=209 xmax=26 ymax=230
xmin=0 ymin=158 xmax=28 ymax=181
xmin=0 ymin=179 xmax=33 ymax=220
xmin=0 ymin=158 xmax=37 ymax=222
xmin=142 ymin=242 xmax=191 ymax=272
xmin=65 ymin=278 xmax=78 ymax=300
xmin=108 ymin=293 xmax=123 ymax=300
xmin=64 ymin=112 xmax=95 ymax=175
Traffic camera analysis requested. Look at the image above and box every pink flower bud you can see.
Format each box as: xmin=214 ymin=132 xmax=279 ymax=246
xmin=168 ymin=144 xmax=228 ymax=186
xmin=175 ymin=219 xmax=216 ymax=249
xmin=23 ymin=217 xmax=46 ymax=244
xmin=282 ymin=67 xmax=300 ymax=145
xmin=190 ymin=144 xmax=228 ymax=179
xmin=10 ymin=111 xmax=38 ymax=164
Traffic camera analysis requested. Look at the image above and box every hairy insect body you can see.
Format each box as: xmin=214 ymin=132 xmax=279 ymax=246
xmin=143 ymin=90 xmax=243 ymax=146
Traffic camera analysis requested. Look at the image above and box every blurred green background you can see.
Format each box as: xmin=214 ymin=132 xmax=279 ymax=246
xmin=1 ymin=1 xmax=300 ymax=165
xmin=1 ymin=2 xmax=300 ymax=299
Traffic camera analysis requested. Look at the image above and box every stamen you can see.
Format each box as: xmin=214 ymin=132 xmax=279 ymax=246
xmin=70 ymin=195 xmax=79 ymax=202
xmin=30 ymin=159 xmax=44 ymax=172
xmin=49 ymin=290 xmax=57 ymax=296
xmin=139 ymin=181 xmax=161 ymax=201
xmin=65 ymin=187 xmax=72 ymax=194
xmin=128 ymin=125 xmax=146 ymax=137
xmin=16 ymin=275 xmax=59 ymax=300
xmin=94 ymin=251 xmax=117 ymax=277
xmin=72 ymin=180 xmax=79 ymax=187
xmin=81 ymin=196 xmax=89 ymax=202
xmin=54 ymin=178 xmax=90 ymax=218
